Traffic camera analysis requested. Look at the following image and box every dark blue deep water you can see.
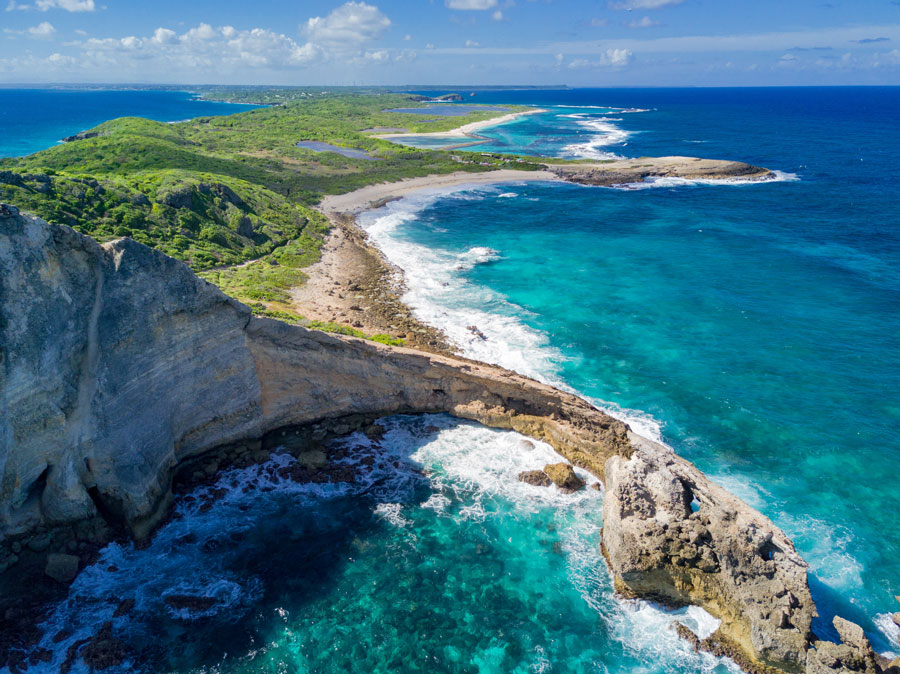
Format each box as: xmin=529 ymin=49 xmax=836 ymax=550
xmin=0 ymin=88 xmax=260 ymax=157
xmin=8 ymin=88 xmax=900 ymax=673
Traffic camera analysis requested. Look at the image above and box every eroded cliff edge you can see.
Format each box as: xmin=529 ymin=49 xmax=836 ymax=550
xmin=1 ymin=206 xmax=888 ymax=674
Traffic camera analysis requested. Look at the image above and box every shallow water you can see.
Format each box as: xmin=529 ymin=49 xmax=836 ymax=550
xmin=295 ymin=141 xmax=379 ymax=160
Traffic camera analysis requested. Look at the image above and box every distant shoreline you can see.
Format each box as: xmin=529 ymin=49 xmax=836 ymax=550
xmin=373 ymin=108 xmax=546 ymax=143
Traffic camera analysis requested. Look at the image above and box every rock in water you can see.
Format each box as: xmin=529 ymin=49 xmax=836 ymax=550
xmin=44 ymin=553 xmax=80 ymax=583
xmin=602 ymin=433 xmax=815 ymax=672
xmin=79 ymin=621 xmax=128 ymax=670
xmin=806 ymin=617 xmax=882 ymax=674
xmin=543 ymin=463 xmax=586 ymax=493
xmin=517 ymin=470 xmax=551 ymax=487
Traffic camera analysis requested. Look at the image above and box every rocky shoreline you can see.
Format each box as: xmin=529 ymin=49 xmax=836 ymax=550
xmin=1 ymin=199 xmax=896 ymax=674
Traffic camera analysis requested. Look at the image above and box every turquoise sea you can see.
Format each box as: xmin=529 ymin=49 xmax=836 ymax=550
xmin=0 ymin=89 xmax=260 ymax=158
xmin=7 ymin=88 xmax=900 ymax=673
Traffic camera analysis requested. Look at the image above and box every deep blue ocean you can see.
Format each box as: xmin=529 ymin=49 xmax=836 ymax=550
xmin=0 ymin=89 xmax=259 ymax=158
xmin=4 ymin=88 xmax=899 ymax=673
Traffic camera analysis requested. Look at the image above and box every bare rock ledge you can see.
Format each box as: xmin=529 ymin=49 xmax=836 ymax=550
xmin=0 ymin=206 xmax=872 ymax=674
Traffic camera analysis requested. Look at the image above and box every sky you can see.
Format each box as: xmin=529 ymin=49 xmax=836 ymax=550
xmin=1 ymin=0 xmax=900 ymax=86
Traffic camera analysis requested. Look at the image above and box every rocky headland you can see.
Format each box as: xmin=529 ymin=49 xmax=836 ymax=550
xmin=0 ymin=203 xmax=893 ymax=674
xmin=548 ymin=155 xmax=773 ymax=186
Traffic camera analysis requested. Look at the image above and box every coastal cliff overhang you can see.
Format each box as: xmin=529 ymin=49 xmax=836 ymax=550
xmin=0 ymin=205 xmax=825 ymax=674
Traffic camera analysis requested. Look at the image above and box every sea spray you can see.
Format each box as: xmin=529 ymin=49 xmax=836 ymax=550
xmin=30 ymin=417 xmax=729 ymax=673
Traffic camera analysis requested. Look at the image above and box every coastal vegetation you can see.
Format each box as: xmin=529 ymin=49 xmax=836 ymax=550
xmin=0 ymin=92 xmax=541 ymax=340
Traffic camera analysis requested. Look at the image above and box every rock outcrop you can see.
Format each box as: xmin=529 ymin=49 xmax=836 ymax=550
xmin=602 ymin=433 xmax=816 ymax=673
xmin=806 ymin=617 xmax=894 ymax=674
xmin=543 ymin=462 xmax=586 ymax=493
xmin=549 ymin=156 xmax=772 ymax=186
xmin=518 ymin=470 xmax=552 ymax=487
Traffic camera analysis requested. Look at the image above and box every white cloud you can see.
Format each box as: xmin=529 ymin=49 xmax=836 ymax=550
xmin=60 ymin=2 xmax=394 ymax=75
xmin=425 ymin=24 xmax=900 ymax=57
xmin=403 ymin=33 xmax=411 ymax=40
xmin=465 ymin=39 xmax=480 ymax=47
xmin=150 ymin=27 xmax=177 ymax=45
xmin=492 ymin=9 xmax=503 ymax=20
xmin=28 ymin=20 xmax=55 ymax=38
xmin=568 ymin=48 xmax=632 ymax=68
xmin=305 ymin=1 xmax=390 ymax=48
xmin=47 ymin=51 xmax=74 ymax=64
xmin=446 ymin=0 xmax=497 ymax=9
xmin=6 ymin=0 xmax=94 ymax=9
xmin=609 ymin=0 xmax=681 ymax=9
xmin=627 ymin=16 xmax=659 ymax=28
xmin=590 ymin=18 xmax=608 ymax=27
xmin=36 ymin=0 xmax=94 ymax=10
xmin=184 ymin=23 xmax=217 ymax=41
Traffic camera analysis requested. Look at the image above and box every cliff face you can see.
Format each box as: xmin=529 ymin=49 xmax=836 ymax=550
xmin=0 ymin=206 xmax=846 ymax=674
xmin=0 ymin=205 xmax=632 ymax=545
xmin=1 ymin=205 xmax=263 ymax=541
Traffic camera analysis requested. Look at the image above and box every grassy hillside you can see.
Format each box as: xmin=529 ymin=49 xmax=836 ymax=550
xmin=0 ymin=92 xmax=541 ymax=341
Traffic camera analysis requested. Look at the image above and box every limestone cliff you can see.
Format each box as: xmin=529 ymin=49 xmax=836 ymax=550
xmin=0 ymin=205 xmax=866 ymax=674
xmin=0 ymin=204 xmax=630 ymax=547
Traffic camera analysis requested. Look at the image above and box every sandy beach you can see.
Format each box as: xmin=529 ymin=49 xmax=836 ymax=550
xmin=373 ymin=108 xmax=546 ymax=140
xmin=318 ymin=168 xmax=560 ymax=215
xmin=294 ymin=169 xmax=561 ymax=352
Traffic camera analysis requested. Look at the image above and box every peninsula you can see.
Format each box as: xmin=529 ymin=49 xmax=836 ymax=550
xmin=1 ymin=92 xmax=889 ymax=674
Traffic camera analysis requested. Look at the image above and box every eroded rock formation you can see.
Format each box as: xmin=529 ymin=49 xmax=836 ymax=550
xmin=602 ymin=433 xmax=816 ymax=673
xmin=806 ymin=617 xmax=898 ymax=674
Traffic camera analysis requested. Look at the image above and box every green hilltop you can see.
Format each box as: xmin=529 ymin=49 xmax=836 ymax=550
xmin=0 ymin=92 xmax=541 ymax=341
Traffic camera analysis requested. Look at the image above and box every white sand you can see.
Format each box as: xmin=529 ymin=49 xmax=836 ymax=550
xmin=373 ymin=109 xmax=546 ymax=141
xmin=317 ymin=169 xmax=560 ymax=215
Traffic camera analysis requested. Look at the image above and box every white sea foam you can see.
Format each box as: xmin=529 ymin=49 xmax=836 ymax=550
xmin=456 ymin=245 xmax=502 ymax=269
xmin=610 ymin=169 xmax=800 ymax=191
xmin=360 ymin=190 xmax=668 ymax=445
xmin=385 ymin=418 xmax=732 ymax=671
xmin=873 ymin=613 xmax=900 ymax=658
xmin=555 ymin=105 xmax=650 ymax=112
xmin=374 ymin=502 xmax=411 ymax=527
xmin=560 ymin=115 xmax=631 ymax=161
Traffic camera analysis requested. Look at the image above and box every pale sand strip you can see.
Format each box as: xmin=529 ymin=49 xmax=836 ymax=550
xmin=318 ymin=169 xmax=561 ymax=215
xmin=373 ymin=108 xmax=546 ymax=140
xmin=297 ymin=169 xmax=559 ymax=349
